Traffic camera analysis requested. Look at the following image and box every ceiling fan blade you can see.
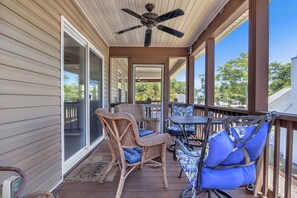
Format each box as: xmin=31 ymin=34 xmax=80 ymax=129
xmin=155 ymin=8 xmax=184 ymax=23
xmin=144 ymin=29 xmax=152 ymax=47
xmin=157 ymin=25 xmax=184 ymax=38
xmin=113 ymin=25 xmax=143 ymax=35
xmin=122 ymin=8 xmax=148 ymax=23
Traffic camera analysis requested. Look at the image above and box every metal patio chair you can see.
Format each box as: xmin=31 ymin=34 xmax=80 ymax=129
xmin=175 ymin=112 xmax=278 ymax=198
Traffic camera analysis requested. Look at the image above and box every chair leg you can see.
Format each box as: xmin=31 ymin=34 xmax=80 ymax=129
xmin=99 ymin=155 xmax=117 ymax=183
xmin=161 ymin=144 xmax=168 ymax=188
xmin=115 ymin=166 xmax=126 ymax=198
xmin=178 ymin=168 xmax=183 ymax=178
xmin=214 ymin=190 xmax=232 ymax=198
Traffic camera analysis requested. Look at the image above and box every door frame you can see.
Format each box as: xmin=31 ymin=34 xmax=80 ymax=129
xmin=132 ymin=64 xmax=164 ymax=132
xmin=61 ymin=16 xmax=105 ymax=174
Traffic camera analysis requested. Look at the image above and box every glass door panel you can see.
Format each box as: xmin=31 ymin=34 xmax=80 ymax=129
xmin=133 ymin=65 xmax=163 ymax=132
xmin=63 ymin=32 xmax=86 ymax=161
xmin=89 ymin=50 xmax=103 ymax=144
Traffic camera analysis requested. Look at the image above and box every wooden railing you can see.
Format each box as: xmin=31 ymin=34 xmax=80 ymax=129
xmin=193 ymin=105 xmax=297 ymax=198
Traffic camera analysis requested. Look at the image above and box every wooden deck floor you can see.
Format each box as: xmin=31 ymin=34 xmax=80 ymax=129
xmin=53 ymin=141 xmax=256 ymax=198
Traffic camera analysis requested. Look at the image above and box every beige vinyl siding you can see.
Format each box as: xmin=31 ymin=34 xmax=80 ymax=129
xmin=111 ymin=58 xmax=128 ymax=103
xmin=0 ymin=0 xmax=109 ymax=195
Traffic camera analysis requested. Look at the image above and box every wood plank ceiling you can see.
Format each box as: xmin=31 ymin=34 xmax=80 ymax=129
xmin=75 ymin=0 xmax=229 ymax=47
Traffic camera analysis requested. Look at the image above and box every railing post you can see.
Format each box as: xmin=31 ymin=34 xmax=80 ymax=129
xmin=285 ymin=121 xmax=293 ymax=198
xmin=273 ymin=120 xmax=280 ymax=198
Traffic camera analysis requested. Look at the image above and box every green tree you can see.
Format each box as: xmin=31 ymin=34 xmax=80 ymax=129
xmin=215 ymin=53 xmax=248 ymax=104
xmin=170 ymin=78 xmax=186 ymax=101
xmin=215 ymin=53 xmax=292 ymax=106
xmin=269 ymin=62 xmax=291 ymax=95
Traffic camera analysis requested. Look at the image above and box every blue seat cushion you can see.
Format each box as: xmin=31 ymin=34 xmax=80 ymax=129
xmin=176 ymin=148 xmax=256 ymax=189
xmin=167 ymin=125 xmax=195 ymax=135
xmin=201 ymin=164 xmax=256 ymax=190
xmin=123 ymin=147 xmax=142 ymax=164
xmin=139 ymin=129 xmax=154 ymax=137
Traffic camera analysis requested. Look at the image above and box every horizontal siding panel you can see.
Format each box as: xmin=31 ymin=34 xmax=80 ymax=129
xmin=0 ymin=106 xmax=61 ymax=125
xmin=34 ymin=0 xmax=61 ymax=22
xmin=1 ymin=134 xmax=60 ymax=165
xmin=27 ymin=162 xmax=62 ymax=195
xmin=27 ymin=153 xmax=61 ymax=186
xmin=0 ymin=80 xmax=60 ymax=96
xmin=34 ymin=171 xmax=62 ymax=195
xmin=0 ymin=124 xmax=60 ymax=154
xmin=0 ymin=95 xmax=60 ymax=109
xmin=0 ymin=49 xmax=60 ymax=76
xmin=0 ymin=35 xmax=60 ymax=67
xmin=0 ymin=4 xmax=60 ymax=50
xmin=1 ymin=0 xmax=60 ymax=40
xmin=16 ymin=145 xmax=60 ymax=173
xmin=0 ymin=65 xmax=60 ymax=86
xmin=0 ymin=115 xmax=60 ymax=139
xmin=17 ymin=0 xmax=61 ymax=32
xmin=0 ymin=19 xmax=60 ymax=58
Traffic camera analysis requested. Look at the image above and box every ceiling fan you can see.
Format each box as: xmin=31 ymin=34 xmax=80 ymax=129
xmin=113 ymin=3 xmax=185 ymax=47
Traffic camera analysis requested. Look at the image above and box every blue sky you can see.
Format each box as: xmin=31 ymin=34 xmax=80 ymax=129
xmin=176 ymin=0 xmax=297 ymax=88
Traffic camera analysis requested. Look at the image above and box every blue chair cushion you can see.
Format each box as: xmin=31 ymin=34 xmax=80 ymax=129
xmin=123 ymin=147 xmax=142 ymax=164
xmin=176 ymin=148 xmax=256 ymax=189
xmin=169 ymin=104 xmax=195 ymax=135
xmin=204 ymin=122 xmax=269 ymax=167
xmin=176 ymin=148 xmax=201 ymax=187
xmin=139 ymin=129 xmax=154 ymax=137
xmin=167 ymin=125 xmax=195 ymax=135
xmin=201 ymin=164 xmax=256 ymax=190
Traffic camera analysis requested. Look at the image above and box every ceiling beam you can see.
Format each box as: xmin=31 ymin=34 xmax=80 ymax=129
xmin=110 ymin=47 xmax=188 ymax=58
xmin=169 ymin=59 xmax=186 ymax=76
xmin=190 ymin=0 xmax=246 ymax=56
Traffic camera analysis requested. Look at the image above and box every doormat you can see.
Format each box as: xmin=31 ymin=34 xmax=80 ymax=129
xmin=64 ymin=152 xmax=117 ymax=183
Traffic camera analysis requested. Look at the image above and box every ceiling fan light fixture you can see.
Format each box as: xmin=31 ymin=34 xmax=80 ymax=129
xmin=114 ymin=3 xmax=185 ymax=47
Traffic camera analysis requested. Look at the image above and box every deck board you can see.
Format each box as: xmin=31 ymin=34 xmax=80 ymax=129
xmin=53 ymin=141 xmax=256 ymax=198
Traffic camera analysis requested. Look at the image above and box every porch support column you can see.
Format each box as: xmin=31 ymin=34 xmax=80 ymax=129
xmin=205 ymin=38 xmax=215 ymax=114
xmin=248 ymin=0 xmax=269 ymax=196
xmin=128 ymin=58 xmax=133 ymax=103
xmin=186 ymin=55 xmax=195 ymax=104
xmin=248 ymin=0 xmax=269 ymax=114
xmin=163 ymin=58 xmax=170 ymax=128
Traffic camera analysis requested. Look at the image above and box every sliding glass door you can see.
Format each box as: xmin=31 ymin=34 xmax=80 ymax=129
xmin=62 ymin=18 xmax=104 ymax=172
xmin=63 ymin=32 xmax=87 ymax=161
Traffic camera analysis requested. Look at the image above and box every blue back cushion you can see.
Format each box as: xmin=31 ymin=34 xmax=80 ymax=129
xmin=171 ymin=104 xmax=194 ymax=130
xmin=204 ymin=122 xmax=269 ymax=167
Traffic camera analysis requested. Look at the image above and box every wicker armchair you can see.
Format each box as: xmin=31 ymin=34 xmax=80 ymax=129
xmin=96 ymin=108 xmax=170 ymax=198
xmin=114 ymin=104 xmax=159 ymax=136
xmin=0 ymin=166 xmax=54 ymax=198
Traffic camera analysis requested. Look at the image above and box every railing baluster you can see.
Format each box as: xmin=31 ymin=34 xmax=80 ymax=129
xmin=273 ymin=119 xmax=280 ymax=198
xmin=285 ymin=121 xmax=293 ymax=198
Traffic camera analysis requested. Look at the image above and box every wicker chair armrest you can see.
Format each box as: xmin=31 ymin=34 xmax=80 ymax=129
xmin=175 ymin=139 xmax=200 ymax=157
xmin=139 ymin=133 xmax=170 ymax=146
